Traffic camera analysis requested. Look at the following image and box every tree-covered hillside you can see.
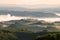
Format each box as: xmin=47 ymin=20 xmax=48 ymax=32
xmin=0 ymin=28 xmax=35 ymax=40
xmin=0 ymin=28 xmax=60 ymax=40
xmin=0 ymin=19 xmax=60 ymax=40
xmin=35 ymin=33 xmax=60 ymax=40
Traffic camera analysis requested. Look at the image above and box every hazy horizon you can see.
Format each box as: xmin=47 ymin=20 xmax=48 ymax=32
xmin=0 ymin=0 xmax=60 ymax=21
xmin=0 ymin=0 xmax=60 ymax=9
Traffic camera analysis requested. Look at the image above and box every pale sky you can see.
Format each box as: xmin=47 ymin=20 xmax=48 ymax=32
xmin=0 ymin=0 xmax=60 ymax=8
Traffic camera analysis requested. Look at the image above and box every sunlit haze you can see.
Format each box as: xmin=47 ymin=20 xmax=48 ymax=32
xmin=55 ymin=13 xmax=60 ymax=16
xmin=0 ymin=0 xmax=60 ymax=8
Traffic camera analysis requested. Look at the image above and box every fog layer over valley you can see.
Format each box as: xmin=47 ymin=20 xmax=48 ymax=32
xmin=0 ymin=0 xmax=60 ymax=40
xmin=0 ymin=6 xmax=60 ymax=32
xmin=0 ymin=13 xmax=60 ymax=22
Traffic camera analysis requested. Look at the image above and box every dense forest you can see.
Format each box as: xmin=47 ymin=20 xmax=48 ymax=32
xmin=0 ymin=28 xmax=34 ymax=40
xmin=35 ymin=33 xmax=60 ymax=40
xmin=0 ymin=28 xmax=60 ymax=40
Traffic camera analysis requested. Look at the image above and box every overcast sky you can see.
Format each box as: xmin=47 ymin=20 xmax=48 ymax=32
xmin=0 ymin=0 xmax=60 ymax=8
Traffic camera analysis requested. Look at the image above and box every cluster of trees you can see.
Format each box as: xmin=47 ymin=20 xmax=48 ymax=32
xmin=0 ymin=28 xmax=60 ymax=40
xmin=0 ymin=28 xmax=34 ymax=40
xmin=35 ymin=33 xmax=60 ymax=40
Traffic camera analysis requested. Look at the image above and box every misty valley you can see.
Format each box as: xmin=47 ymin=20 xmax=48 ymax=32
xmin=0 ymin=0 xmax=60 ymax=40
xmin=1 ymin=19 xmax=60 ymax=32
xmin=0 ymin=18 xmax=60 ymax=40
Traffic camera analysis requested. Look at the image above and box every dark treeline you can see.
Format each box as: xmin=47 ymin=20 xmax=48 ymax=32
xmin=0 ymin=28 xmax=60 ymax=40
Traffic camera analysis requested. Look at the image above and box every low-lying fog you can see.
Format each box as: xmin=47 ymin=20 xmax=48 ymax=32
xmin=0 ymin=13 xmax=60 ymax=22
